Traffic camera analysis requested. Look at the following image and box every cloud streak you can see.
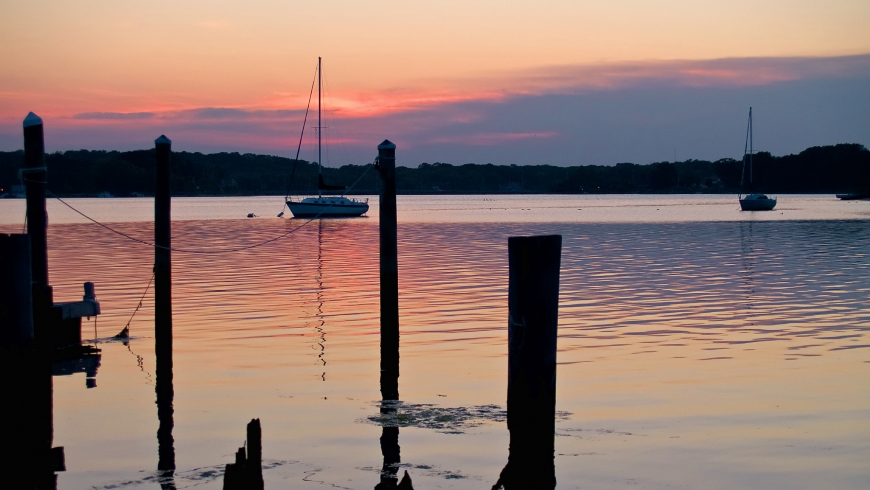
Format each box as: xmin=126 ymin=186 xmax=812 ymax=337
xmin=74 ymin=112 xmax=155 ymax=120
xmin=1 ymin=55 xmax=868 ymax=166
xmin=429 ymin=132 xmax=560 ymax=146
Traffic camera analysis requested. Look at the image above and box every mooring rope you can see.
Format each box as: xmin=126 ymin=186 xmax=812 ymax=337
xmin=41 ymin=161 xmax=375 ymax=255
xmin=115 ymin=271 xmax=155 ymax=338
xmin=22 ymin=162 xmax=376 ymax=339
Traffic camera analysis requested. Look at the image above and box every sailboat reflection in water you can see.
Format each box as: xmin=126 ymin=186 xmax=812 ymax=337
xmin=286 ymin=57 xmax=369 ymax=218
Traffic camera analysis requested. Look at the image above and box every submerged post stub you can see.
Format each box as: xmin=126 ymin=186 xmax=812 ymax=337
xmin=377 ymin=140 xmax=399 ymax=401
xmin=498 ymin=234 xmax=561 ymax=489
xmin=223 ymin=419 xmax=264 ymax=490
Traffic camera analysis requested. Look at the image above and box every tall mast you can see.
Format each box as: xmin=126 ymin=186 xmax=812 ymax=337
xmin=749 ymin=107 xmax=753 ymax=189
xmin=318 ymin=56 xmax=322 ymax=198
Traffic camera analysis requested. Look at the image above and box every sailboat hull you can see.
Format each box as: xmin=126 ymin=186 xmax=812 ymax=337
xmin=286 ymin=197 xmax=369 ymax=218
xmin=739 ymin=195 xmax=777 ymax=211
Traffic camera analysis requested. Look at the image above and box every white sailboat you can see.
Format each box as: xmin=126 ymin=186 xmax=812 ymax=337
xmin=286 ymin=58 xmax=369 ymax=218
xmin=738 ymin=107 xmax=777 ymax=211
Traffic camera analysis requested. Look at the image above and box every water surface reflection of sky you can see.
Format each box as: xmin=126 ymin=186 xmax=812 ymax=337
xmin=0 ymin=195 xmax=868 ymax=489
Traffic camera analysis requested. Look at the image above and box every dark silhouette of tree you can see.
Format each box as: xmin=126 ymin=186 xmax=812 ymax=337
xmin=1 ymin=143 xmax=866 ymax=196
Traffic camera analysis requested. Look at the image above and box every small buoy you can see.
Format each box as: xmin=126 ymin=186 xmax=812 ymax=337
xmin=277 ymin=211 xmax=284 ymax=218
xmin=247 ymin=213 xmax=256 ymax=218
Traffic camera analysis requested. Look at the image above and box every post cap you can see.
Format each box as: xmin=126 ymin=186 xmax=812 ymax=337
xmin=23 ymin=112 xmax=43 ymax=128
xmin=155 ymin=135 xmax=171 ymax=145
xmin=83 ymin=281 xmax=96 ymax=300
xmin=378 ymin=139 xmax=396 ymax=150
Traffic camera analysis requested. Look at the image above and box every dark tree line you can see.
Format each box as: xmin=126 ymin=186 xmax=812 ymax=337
xmin=0 ymin=150 xmax=371 ymax=197
xmin=0 ymin=143 xmax=867 ymax=197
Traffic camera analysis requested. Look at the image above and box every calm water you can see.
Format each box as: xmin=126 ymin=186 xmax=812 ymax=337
xmin=1 ymin=195 xmax=869 ymax=489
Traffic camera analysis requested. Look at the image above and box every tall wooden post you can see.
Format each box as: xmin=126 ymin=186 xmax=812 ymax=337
xmin=23 ymin=113 xmax=48 ymax=288
xmin=22 ymin=112 xmax=54 ymax=345
xmin=154 ymin=135 xmax=175 ymax=474
xmin=497 ymin=235 xmax=561 ymax=489
xmin=0 ymin=235 xmax=57 ymax=488
xmin=155 ymin=135 xmax=172 ymax=349
xmin=377 ymin=140 xmax=399 ymax=401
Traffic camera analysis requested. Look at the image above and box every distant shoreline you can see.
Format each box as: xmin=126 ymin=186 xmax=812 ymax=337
xmin=2 ymin=143 xmax=868 ymax=197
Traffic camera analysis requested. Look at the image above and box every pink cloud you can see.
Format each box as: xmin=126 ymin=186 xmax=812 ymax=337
xmin=1 ymin=54 xmax=867 ymax=158
xmin=494 ymin=55 xmax=870 ymax=95
xmin=4 ymin=55 xmax=867 ymax=126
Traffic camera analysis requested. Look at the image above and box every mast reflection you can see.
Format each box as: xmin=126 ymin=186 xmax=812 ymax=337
xmin=739 ymin=221 xmax=757 ymax=304
xmin=316 ymin=220 xmax=327 ymax=381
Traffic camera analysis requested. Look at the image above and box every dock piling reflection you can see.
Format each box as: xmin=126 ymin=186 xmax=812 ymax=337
xmin=1 ymin=348 xmax=61 ymax=489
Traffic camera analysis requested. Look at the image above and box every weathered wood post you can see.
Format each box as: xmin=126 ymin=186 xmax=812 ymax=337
xmin=22 ymin=112 xmax=53 ymax=343
xmin=23 ymin=113 xmax=48 ymax=287
xmin=0 ymin=347 xmax=58 ymax=488
xmin=374 ymin=139 xmax=414 ymax=489
xmin=0 ymin=237 xmax=58 ymax=487
xmin=154 ymin=135 xmax=175 ymax=475
xmin=246 ymin=418 xmax=263 ymax=489
xmin=223 ymin=419 xmax=264 ymax=490
xmin=496 ymin=235 xmax=561 ymax=490
xmin=20 ymin=113 xmax=100 ymax=347
xmin=155 ymin=134 xmax=173 ymax=357
xmin=377 ymin=139 xmax=399 ymax=401
xmin=0 ymin=233 xmax=44 ymax=487
xmin=0 ymin=234 xmax=34 ymax=348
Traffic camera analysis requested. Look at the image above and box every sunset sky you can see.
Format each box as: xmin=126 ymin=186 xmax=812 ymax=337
xmin=1 ymin=0 xmax=869 ymax=166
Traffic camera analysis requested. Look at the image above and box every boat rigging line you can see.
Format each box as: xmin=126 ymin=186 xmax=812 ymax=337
xmin=286 ymin=61 xmax=319 ymax=200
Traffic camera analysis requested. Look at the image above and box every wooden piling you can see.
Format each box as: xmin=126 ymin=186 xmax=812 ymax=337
xmin=154 ymin=135 xmax=175 ymax=474
xmin=223 ymin=419 xmax=264 ymax=490
xmin=0 ymin=348 xmax=56 ymax=488
xmin=0 ymin=234 xmax=34 ymax=348
xmin=22 ymin=112 xmax=55 ymax=345
xmin=377 ymin=140 xmax=399 ymax=401
xmin=23 ymin=113 xmax=48 ymax=287
xmin=498 ymin=235 xmax=561 ymax=489
xmin=155 ymin=134 xmax=173 ymax=359
xmin=246 ymin=418 xmax=263 ymax=489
